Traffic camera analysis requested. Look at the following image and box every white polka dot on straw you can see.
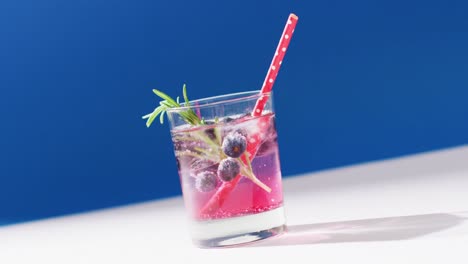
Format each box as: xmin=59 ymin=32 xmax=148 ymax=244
xmin=285 ymin=34 xmax=289 ymax=39
xmin=271 ymin=66 xmax=276 ymax=70
xmin=282 ymin=47 xmax=286 ymax=52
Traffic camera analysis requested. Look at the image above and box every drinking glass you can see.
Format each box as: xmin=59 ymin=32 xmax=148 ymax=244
xmin=166 ymin=90 xmax=286 ymax=247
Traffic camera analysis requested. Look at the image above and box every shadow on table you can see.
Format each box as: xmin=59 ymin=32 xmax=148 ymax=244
xmin=245 ymin=212 xmax=468 ymax=247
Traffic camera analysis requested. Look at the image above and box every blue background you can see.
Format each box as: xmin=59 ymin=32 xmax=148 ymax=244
xmin=1 ymin=0 xmax=467 ymax=224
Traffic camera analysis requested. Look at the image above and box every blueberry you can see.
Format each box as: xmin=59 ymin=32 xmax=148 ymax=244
xmin=222 ymin=132 xmax=247 ymax=158
xmin=223 ymin=113 xmax=250 ymax=124
xmin=234 ymin=128 xmax=248 ymax=138
xmin=217 ymin=158 xmax=240 ymax=182
xmin=223 ymin=117 xmax=234 ymax=123
xmin=206 ymin=129 xmax=216 ymax=140
xmin=195 ymin=171 xmax=218 ymax=192
xmin=256 ymin=140 xmax=276 ymax=157
xmin=203 ymin=121 xmax=217 ymax=140
xmin=176 ymin=158 xmax=181 ymax=170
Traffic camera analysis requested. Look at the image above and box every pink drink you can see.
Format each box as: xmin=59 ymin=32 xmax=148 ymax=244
xmin=173 ymin=113 xmax=283 ymax=219
xmin=167 ymin=91 xmax=286 ymax=247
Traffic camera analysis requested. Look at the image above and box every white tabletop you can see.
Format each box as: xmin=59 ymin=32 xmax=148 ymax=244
xmin=1 ymin=145 xmax=468 ymax=264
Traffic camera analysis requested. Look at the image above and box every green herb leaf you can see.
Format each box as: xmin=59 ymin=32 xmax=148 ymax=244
xmin=143 ymin=84 xmax=202 ymax=127
xmin=146 ymin=105 xmax=164 ymax=127
xmin=153 ymin=89 xmax=179 ymax=107
xmin=159 ymin=109 xmax=165 ymax=124
xmin=183 ymin=84 xmax=190 ymax=107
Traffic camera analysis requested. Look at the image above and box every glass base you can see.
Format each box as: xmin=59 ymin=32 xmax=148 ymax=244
xmin=195 ymin=224 xmax=285 ymax=248
xmin=190 ymin=206 xmax=286 ymax=248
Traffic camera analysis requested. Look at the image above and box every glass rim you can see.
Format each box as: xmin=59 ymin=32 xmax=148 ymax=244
xmin=166 ymin=90 xmax=271 ymax=112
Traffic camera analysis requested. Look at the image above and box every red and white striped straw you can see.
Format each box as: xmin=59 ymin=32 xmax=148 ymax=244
xmin=252 ymin=13 xmax=299 ymax=117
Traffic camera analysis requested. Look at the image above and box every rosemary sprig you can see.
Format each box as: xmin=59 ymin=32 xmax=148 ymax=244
xmin=142 ymin=84 xmax=272 ymax=193
xmin=142 ymin=84 xmax=202 ymax=127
